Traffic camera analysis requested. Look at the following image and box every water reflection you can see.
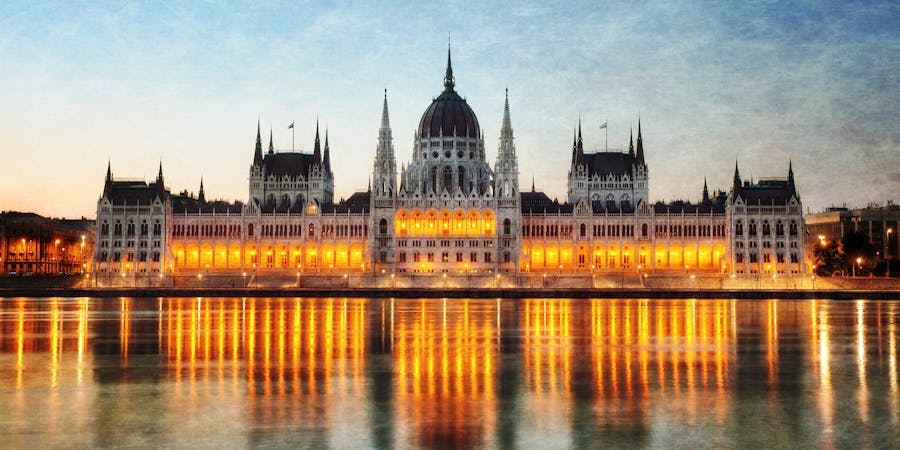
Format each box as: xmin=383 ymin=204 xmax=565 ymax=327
xmin=1 ymin=297 xmax=899 ymax=448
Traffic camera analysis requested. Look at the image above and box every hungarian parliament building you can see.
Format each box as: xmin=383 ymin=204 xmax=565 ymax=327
xmin=94 ymin=50 xmax=806 ymax=278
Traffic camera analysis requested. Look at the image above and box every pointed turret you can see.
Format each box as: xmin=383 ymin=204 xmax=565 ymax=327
xmin=787 ymin=159 xmax=796 ymax=194
xmin=313 ymin=120 xmax=322 ymax=163
xmin=198 ymin=177 xmax=206 ymax=203
xmin=268 ymin=126 xmax=274 ymax=154
xmin=156 ymin=161 xmax=164 ymax=186
xmin=323 ymin=128 xmax=331 ymax=173
xmin=636 ymin=118 xmax=645 ymax=165
xmin=628 ymin=129 xmax=634 ymax=155
xmin=531 ymin=174 xmax=535 ymax=192
xmin=253 ymin=120 xmax=263 ymax=165
xmin=381 ymin=88 xmax=391 ymax=130
xmin=106 ymin=161 xmax=112 ymax=183
xmin=732 ymin=160 xmax=742 ymax=194
xmin=443 ymin=43 xmax=455 ymax=91
xmin=702 ymin=176 xmax=710 ymax=203
xmin=501 ymin=88 xmax=513 ymax=138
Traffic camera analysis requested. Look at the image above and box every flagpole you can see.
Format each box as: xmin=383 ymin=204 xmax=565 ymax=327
xmin=605 ymin=120 xmax=608 ymax=151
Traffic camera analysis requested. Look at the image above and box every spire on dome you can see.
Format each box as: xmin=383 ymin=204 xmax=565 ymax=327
xmin=443 ymin=41 xmax=455 ymax=91
xmin=253 ymin=119 xmax=263 ymax=165
xmin=313 ymin=120 xmax=322 ymax=163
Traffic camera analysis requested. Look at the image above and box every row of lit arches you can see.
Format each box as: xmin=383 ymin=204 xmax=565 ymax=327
xmin=522 ymin=242 xmax=728 ymax=271
xmin=170 ymin=242 xmax=366 ymax=271
xmin=395 ymin=208 xmax=495 ymax=237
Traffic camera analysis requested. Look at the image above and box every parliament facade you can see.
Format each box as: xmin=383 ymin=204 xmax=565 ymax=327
xmin=94 ymin=50 xmax=806 ymax=279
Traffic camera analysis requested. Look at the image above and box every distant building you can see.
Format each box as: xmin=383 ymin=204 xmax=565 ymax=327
xmin=94 ymin=48 xmax=806 ymax=278
xmin=1 ymin=212 xmax=94 ymax=275
xmin=806 ymin=204 xmax=900 ymax=263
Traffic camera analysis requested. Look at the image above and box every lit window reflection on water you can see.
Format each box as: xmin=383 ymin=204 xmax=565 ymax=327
xmin=1 ymin=297 xmax=899 ymax=448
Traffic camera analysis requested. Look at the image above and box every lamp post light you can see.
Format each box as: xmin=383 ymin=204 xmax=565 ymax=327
xmin=390 ymin=272 xmax=395 ymax=288
xmin=887 ymin=228 xmax=893 ymax=278
xmin=855 ymin=257 xmax=863 ymax=277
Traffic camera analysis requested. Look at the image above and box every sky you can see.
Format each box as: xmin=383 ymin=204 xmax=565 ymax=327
xmin=1 ymin=1 xmax=898 ymax=218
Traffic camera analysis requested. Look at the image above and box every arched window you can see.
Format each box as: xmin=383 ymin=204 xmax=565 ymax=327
xmin=749 ymin=220 xmax=757 ymax=236
xmin=379 ymin=218 xmax=388 ymax=235
xmin=789 ymin=220 xmax=798 ymax=236
xmin=735 ymin=220 xmax=743 ymax=236
xmin=247 ymin=223 xmax=254 ymax=237
xmin=762 ymin=220 xmax=770 ymax=236
xmin=308 ymin=223 xmax=316 ymax=237
xmin=580 ymin=223 xmax=587 ymax=237
xmin=503 ymin=218 xmax=512 ymax=235
xmin=140 ymin=221 xmax=148 ymax=236
xmin=642 ymin=223 xmax=648 ymax=237
xmin=101 ymin=221 xmax=109 ymax=235
xmin=127 ymin=220 xmax=135 ymax=236
xmin=776 ymin=220 xmax=784 ymax=236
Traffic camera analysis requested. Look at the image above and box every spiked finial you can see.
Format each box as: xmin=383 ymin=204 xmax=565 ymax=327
xmin=156 ymin=161 xmax=164 ymax=186
xmin=443 ymin=41 xmax=455 ymax=91
xmin=106 ymin=160 xmax=112 ymax=183
xmin=198 ymin=177 xmax=205 ymax=203
xmin=268 ymin=126 xmax=274 ymax=154
xmin=703 ymin=176 xmax=710 ymax=202
xmin=787 ymin=159 xmax=796 ymax=194
xmin=313 ymin=120 xmax=322 ymax=162
xmin=635 ymin=118 xmax=645 ymax=165
xmin=253 ymin=119 xmax=263 ymax=165
xmin=380 ymin=88 xmax=391 ymax=130
xmin=629 ymin=128 xmax=634 ymax=155
xmin=732 ymin=160 xmax=742 ymax=194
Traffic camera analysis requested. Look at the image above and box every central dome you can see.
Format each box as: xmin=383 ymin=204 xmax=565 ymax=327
xmin=417 ymin=48 xmax=480 ymax=139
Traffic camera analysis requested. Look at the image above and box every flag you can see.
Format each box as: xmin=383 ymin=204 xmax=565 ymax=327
xmin=288 ymin=121 xmax=294 ymax=129
xmin=599 ymin=120 xmax=607 ymax=130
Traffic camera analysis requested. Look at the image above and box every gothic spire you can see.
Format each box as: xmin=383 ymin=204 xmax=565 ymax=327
xmin=313 ymin=120 xmax=322 ymax=163
xmin=732 ymin=160 xmax=742 ymax=194
xmin=628 ymin=128 xmax=634 ymax=155
xmin=635 ymin=118 xmax=645 ymax=165
xmin=106 ymin=161 xmax=112 ymax=183
xmin=156 ymin=161 xmax=164 ymax=186
xmin=380 ymin=88 xmax=391 ymax=130
xmin=323 ymin=128 xmax=331 ymax=173
xmin=576 ymin=116 xmax=584 ymax=164
xmin=500 ymin=88 xmax=512 ymax=137
xmin=268 ymin=126 xmax=274 ymax=154
xmin=443 ymin=42 xmax=455 ymax=91
xmin=787 ymin=159 xmax=796 ymax=194
xmin=702 ymin=176 xmax=710 ymax=203
xmin=253 ymin=119 xmax=263 ymax=165
xmin=198 ymin=177 xmax=205 ymax=203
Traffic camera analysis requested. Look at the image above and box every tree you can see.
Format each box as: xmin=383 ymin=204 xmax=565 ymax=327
xmin=814 ymin=239 xmax=842 ymax=276
xmin=842 ymin=230 xmax=877 ymax=275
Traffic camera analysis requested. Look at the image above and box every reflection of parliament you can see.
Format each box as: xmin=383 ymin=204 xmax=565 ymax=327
xmin=94 ymin=49 xmax=806 ymax=278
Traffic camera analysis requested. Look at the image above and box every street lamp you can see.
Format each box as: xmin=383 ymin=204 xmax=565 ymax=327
xmin=887 ymin=228 xmax=893 ymax=278
xmin=854 ymin=257 xmax=863 ymax=277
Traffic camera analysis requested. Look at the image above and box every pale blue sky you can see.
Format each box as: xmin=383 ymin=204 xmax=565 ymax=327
xmin=1 ymin=1 xmax=898 ymax=217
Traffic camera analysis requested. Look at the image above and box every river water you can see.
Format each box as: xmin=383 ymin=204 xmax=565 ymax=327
xmin=1 ymin=297 xmax=898 ymax=449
